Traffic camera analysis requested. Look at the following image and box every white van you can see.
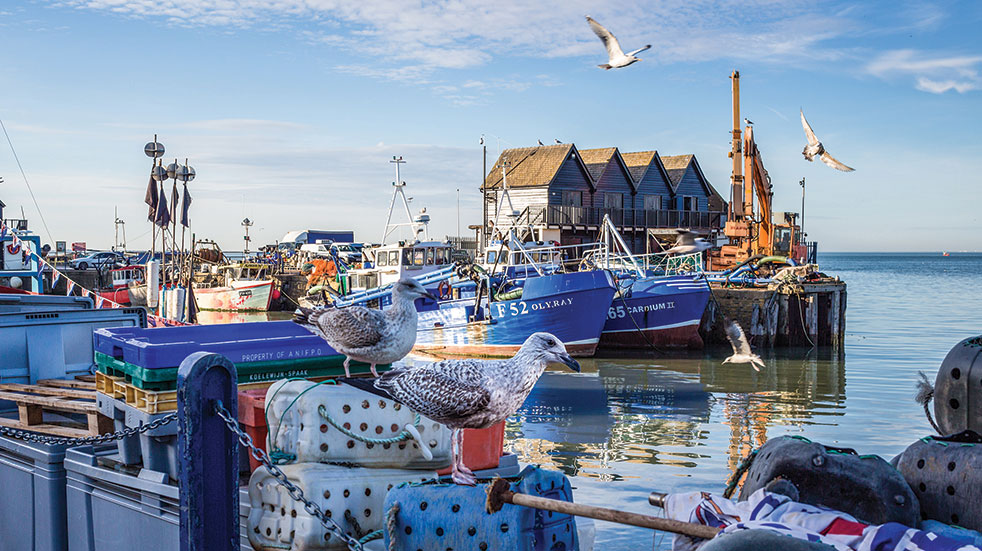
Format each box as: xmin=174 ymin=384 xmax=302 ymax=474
xmin=299 ymin=243 xmax=331 ymax=256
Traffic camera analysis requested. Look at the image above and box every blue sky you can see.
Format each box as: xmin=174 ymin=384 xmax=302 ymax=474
xmin=0 ymin=0 xmax=979 ymax=252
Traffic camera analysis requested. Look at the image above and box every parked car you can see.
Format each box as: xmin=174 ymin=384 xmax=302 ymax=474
xmin=69 ymin=251 xmax=124 ymax=270
xmin=330 ymin=242 xmax=365 ymax=265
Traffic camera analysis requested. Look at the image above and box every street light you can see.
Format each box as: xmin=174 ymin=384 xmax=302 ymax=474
xmin=242 ymin=218 xmax=253 ymax=255
xmin=799 ymin=178 xmax=806 ymax=245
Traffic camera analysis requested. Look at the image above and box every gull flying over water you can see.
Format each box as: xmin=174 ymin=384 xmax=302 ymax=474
xmin=375 ymin=332 xmax=580 ymax=485
xmin=722 ymin=318 xmax=765 ymax=371
xmin=661 ymin=229 xmax=712 ymax=255
xmin=293 ymin=277 xmax=435 ymax=377
xmin=800 ymin=110 xmax=854 ymax=172
xmin=586 ymin=16 xmax=651 ymax=70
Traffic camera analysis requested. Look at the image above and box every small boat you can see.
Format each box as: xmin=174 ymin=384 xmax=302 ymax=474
xmin=194 ymin=263 xmax=275 ymax=311
xmin=413 ymin=269 xmax=617 ymax=357
xmin=96 ymin=265 xmax=144 ymax=306
xmin=942 ymin=251 xmax=950 ymax=257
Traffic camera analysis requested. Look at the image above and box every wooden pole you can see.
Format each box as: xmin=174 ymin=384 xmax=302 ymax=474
xmin=486 ymin=479 xmax=719 ymax=540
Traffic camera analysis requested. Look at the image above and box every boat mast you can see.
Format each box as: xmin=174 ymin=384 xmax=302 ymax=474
xmin=490 ymin=159 xmax=519 ymax=241
xmin=380 ymin=156 xmax=430 ymax=244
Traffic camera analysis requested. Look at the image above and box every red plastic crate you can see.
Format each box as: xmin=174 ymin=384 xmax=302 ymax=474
xmin=436 ymin=421 xmax=506 ymax=475
xmin=238 ymin=387 xmax=270 ymax=472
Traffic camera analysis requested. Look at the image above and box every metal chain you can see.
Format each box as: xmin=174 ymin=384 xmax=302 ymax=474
xmin=0 ymin=412 xmax=177 ymax=446
xmin=213 ymin=400 xmax=365 ymax=551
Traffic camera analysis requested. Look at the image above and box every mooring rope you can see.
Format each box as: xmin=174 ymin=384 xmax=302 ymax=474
xmin=385 ymin=502 xmax=401 ymax=551
xmin=722 ymin=448 xmax=758 ymax=499
xmin=318 ymin=405 xmax=423 ymax=446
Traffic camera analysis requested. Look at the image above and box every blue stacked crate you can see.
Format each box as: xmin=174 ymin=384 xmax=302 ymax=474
xmin=384 ymin=466 xmax=579 ymax=551
xmin=92 ymin=321 xmax=380 ymax=479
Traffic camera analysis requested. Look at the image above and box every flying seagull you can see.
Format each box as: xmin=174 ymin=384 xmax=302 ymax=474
xmin=537 ymin=139 xmax=544 ymax=146
xmin=661 ymin=229 xmax=712 ymax=255
xmin=375 ymin=332 xmax=580 ymax=485
xmin=722 ymin=318 xmax=765 ymax=371
xmin=800 ymin=110 xmax=854 ymax=172
xmin=294 ymin=277 xmax=435 ymax=377
xmin=586 ymin=16 xmax=651 ymax=70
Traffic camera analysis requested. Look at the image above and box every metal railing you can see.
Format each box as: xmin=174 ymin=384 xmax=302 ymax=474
xmin=524 ymin=205 xmax=724 ymax=229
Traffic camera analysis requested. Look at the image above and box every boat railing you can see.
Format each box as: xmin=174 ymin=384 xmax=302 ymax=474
xmin=331 ymin=264 xmax=459 ymax=307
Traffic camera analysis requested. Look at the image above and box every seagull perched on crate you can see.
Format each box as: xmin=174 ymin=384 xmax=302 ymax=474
xmin=293 ymin=277 xmax=435 ymax=377
xmin=586 ymin=15 xmax=651 ymax=70
xmin=722 ymin=318 xmax=765 ymax=371
xmin=800 ymin=109 xmax=855 ymax=172
xmin=374 ymin=332 xmax=580 ymax=485
xmin=661 ymin=229 xmax=712 ymax=255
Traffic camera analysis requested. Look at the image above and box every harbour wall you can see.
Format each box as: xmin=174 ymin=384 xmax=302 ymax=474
xmin=700 ymin=282 xmax=847 ymax=349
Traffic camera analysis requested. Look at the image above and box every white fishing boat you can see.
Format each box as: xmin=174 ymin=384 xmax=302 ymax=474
xmin=340 ymin=156 xmax=458 ymax=294
xmin=194 ymin=262 xmax=275 ymax=311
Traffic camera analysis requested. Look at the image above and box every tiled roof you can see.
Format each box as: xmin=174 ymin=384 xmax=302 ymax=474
xmin=577 ymin=147 xmax=618 ymax=182
xmin=483 ymin=144 xmax=576 ymax=190
xmin=660 ymin=154 xmax=694 ymax=186
xmin=621 ymin=151 xmax=658 ymax=181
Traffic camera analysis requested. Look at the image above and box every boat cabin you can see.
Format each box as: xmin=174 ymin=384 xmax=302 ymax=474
xmin=346 ymin=240 xmax=454 ymax=291
xmin=110 ymin=265 xmax=145 ymax=289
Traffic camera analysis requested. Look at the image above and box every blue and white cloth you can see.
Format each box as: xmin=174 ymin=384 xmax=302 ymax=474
xmin=664 ymin=489 xmax=979 ymax=551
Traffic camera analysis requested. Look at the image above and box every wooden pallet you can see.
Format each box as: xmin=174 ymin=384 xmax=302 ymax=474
xmin=0 ymin=378 xmax=110 ymax=438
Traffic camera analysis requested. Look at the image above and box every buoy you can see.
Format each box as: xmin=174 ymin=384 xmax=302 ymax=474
xmin=738 ymin=436 xmax=919 ymax=526
xmin=933 ymin=336 xmax=982 ymax=435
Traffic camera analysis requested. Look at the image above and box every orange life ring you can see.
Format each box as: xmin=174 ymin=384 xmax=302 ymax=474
xmin=437 ymin=279 xmax=452 ymax=300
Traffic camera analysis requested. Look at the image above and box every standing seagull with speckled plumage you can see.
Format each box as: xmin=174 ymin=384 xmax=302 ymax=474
xmin=293 ymin=277 xmax=435 ymax=377
xmin=375 ymin=332 xmax=580 ymax=485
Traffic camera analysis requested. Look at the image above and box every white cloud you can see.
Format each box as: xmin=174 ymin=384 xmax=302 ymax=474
xmin=866 ymin=49 xmax=982 ymax=94
xmin=61 ymin=0 xmax=853 ymax=71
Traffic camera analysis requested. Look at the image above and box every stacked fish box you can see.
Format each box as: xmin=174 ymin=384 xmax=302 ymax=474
xmin=92 ymin=321 xmax=379 ymax=479
xmin=249 ymin=379 xmax=518 ymax=550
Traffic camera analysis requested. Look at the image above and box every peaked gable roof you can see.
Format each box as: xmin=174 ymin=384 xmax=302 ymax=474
xmin=579 ymin=147 xmax=636 ymax=191
xmin=660 ymin=154 xmax=694 ymax=188
xmin=661 ymin=154 xmax=719 ymax=198
xmin=621 ymin=150 xmax=674 ymax=192
xmin=482 ymin=144 xmax=594 ymax=191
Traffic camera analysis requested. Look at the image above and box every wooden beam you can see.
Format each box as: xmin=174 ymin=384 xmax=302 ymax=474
xmin=37 ymin=379 xmax=97 ymax=390
xmin=0 ymin=384 xmax=94 ymax=400
xmin=0 ymin=417 xmax=91 ymax=438
xmin=0 ymin=391 xmax=96 ymax=414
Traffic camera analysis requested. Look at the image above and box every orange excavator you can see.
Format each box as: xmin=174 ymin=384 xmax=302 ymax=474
xmin=710 ymin=71 xmax=807 ymax=271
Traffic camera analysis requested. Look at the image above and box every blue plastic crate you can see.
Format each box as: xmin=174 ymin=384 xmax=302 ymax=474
xmin=0 ymin=308 xmax=146 ymax=385
xmin=384 ymin=466 xmax=579 ymax=551
xmin=0 ymin=436 xmax=82 ymax=551
xmin=0 ymin=294 xmax=93 ymax=313
xmin=94 ymin=320 xmax=338 ymax=370
xmin=64 ymin=446 xmax=253 ymax=551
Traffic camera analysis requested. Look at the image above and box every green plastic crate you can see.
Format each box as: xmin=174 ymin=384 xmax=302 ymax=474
xmin=94 ymin=352 xmax=387 ymax=391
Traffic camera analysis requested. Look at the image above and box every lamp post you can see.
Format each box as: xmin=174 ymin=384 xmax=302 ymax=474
xmin=799 ymin=177 xmax=806 ymax=246
xmin=144 ymin=136 xmax=165 ymax=258
xmin=242 ymin=218 xmax=253 ymax=255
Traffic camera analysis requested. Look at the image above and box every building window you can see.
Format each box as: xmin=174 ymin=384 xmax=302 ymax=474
xmin=561 ymin=190 xmax=582 ymax=206
xmin=643 ymin=195 xmax=661 ymax=210
xmin=683 ymin=196 xmax=699 ymax=211
xmin=604 ymin=192 xmax=623 ymax=209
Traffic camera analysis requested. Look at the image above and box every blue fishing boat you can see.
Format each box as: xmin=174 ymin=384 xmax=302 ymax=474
xmin=601 ymin=272 xmax=710 ymax=349
xmin=413 ymin=269 xmax=617 ymax=357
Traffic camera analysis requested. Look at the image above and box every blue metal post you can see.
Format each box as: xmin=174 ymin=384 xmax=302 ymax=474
xmin=178 ymin=351 xmax=239 ymax=551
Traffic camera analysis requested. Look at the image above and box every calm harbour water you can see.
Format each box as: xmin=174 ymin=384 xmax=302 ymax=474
xmin=511 ymin=252 xmax=982 ymax=549
xmin=207 ymin=253 xmax=982 ymax=549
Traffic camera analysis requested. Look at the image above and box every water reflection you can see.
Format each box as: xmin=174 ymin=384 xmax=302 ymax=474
xmin=505 ymin=349 xmax=845 ymax=484
xmin=196 ymin=310 xmax=293 ymax=324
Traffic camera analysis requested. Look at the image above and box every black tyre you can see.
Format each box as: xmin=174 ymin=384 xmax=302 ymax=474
xmin=78 ymin=262 xmax=88 ymax=270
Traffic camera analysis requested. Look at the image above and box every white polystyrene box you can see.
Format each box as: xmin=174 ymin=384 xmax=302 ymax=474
xmin=264 ymin=379 xmax=452 ymax=469
xmin=247 ymin=463 xmax=437 ymax=551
